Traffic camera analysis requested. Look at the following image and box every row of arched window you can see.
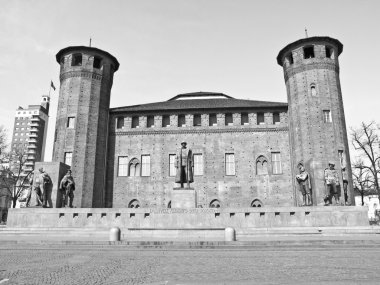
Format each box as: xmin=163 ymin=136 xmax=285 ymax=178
xmin=127 ymin=198 xmax=263 ymax=208
xmin=117 ymin=153 xmax=282 ymax=177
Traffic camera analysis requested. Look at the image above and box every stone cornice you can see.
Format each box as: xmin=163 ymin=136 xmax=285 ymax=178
xmin=60 ymin=70 xmax=103 ymax=82
xmin=111 ymin=127 xmax=289 ymax=136
xmin=284 ymin=62 xmax=339 ymax=82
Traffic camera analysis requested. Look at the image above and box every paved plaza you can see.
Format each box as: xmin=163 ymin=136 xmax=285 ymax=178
xmin=1 ymin=244 xmax=380 ymax=284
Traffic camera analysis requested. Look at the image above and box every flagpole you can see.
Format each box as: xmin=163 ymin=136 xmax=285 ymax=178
xmin=48 ymin=81 xmax=52 ymax=97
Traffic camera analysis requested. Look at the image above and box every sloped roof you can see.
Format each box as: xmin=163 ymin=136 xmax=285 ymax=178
xmin=110 ymin=92 xmax=287 ymax=113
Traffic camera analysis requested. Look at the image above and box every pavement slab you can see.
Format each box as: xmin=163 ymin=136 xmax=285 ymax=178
xmin=0 ymin=244 xmax=380 ymax=284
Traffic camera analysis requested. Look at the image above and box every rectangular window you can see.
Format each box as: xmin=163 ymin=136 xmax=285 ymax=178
xmin=257 ymin=113 xmax=265 ymax=124
xmin=169 ymin=154 xmax=176 ymax=176
xmin=71 ymin=54 xmax=82 ymax=66
xmin=325 ymin=46 xmax=333 ymax=59
xmin=67 ymin=117 xmax=75 ymax=128
xmin=116 ymin=117 xmax=124 ymax=129
xmin=147 ymin=115 xmax=155 ymax=128
xmin=178 ymin=114 xmax=186 ymax=127
xmin=131 ymin=116 xmax=139 ymax=128
xmin=225 ymin=113 xmax=233 ymax=126
xmin=64 ymin=152 xmax=73 ymax=166
xmin=271 ymin=152 xmax=282 ymax=174
xmin=193 ymin=154 xmax=203 ymax=176
xmin=162 ymin=115 xmax=170 ymax=127
xmin=241 ymin=113 xmax=249 ymax=125
xmin=304 ymin=46 xmax=315 ymax=59
xmin=193 ymin=114 xmax=201 ymax=126
xmin=118 ymin=156 xmax=128 ymax=176
xmin=273 ymin=112 xmax=280 ymax=124
xmin=141 ymin=155 xmax=151 ymax=176
xmin=209 ymin=114 xmax=217 ymax=126
xmin=93 ymin=56 xmax=102 ymax=69
xmin=225 ymin=153 xmax=235 ymax=176
xmin=323 ymin=110 xmax=332 ymax=123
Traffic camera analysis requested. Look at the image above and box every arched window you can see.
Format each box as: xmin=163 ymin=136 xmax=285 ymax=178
xmin=256 ymin=155 xmax=268 ymax=175
xmin=209 ymin=199 xmax=221 ymax=208
xmin=128 ymin=199 xmax=140 ymax=208
xmin=167 ymin=201 xmax=171 ymax=208
xmin=128 ymin=158 xmax=140 ymax=177
xmin=310 ymin=84 xmax=317 ymax=96
xmin=251 ymin=199 xmax=263 ymax=207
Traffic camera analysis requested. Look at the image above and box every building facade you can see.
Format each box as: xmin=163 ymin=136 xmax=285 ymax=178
xmin=11 ymin=95 xmax=50 ymax=173
xmin=53 ymin=36 xmax=353 ymax=208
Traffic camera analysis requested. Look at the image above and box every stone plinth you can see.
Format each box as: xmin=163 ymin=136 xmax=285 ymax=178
xmin=172 ymin=188 xmax=197 ymax=208
xmin=7 ymin=206 xmax=369 ymax=229
xmin=31 ymin=162 xmax=70 ymax=208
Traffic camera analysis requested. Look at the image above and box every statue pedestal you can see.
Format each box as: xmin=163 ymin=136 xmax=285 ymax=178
xmin=172 ymin=188 xmax=197 ymax=208
xmin=30 ymin=162 xmax=70 ymax=208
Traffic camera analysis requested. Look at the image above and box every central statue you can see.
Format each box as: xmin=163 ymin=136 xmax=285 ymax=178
xmin=175 ymin=141 xmax=194 ymax=188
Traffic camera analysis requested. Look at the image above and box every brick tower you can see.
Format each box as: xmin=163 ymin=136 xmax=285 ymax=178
xmin=54 ymin=46 xmax=119 ymax=207
xmin=277 ymin=36 xmax=353 ymax=205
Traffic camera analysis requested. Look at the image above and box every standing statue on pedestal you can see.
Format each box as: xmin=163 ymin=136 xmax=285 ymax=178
xmin=324 ymin=162 xmax=340 ymax=206
xmin=295 ymin=162 xmax=312 ymax=206
xmin=175 ymin=141 xmax=193 ymax=188
xmin=34 ymin=168 xmax=52 ymax=208
xmin=342 ymin=167 xmax=350 ymax=205
xmin=59 ymin=169 xmax=75 ymax=208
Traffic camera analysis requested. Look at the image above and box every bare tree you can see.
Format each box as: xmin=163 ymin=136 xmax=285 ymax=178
xmin=352 ymin=159 xmax=372 ymax=205
xmin=351 ymin=121 xmax=380 ymax=197
xmin=1 ymin=149 xmax=33 ymax=208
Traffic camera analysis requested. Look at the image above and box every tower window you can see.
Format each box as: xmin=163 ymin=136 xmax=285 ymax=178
xmin=169 ymin=154 xmax=176 ymax=176
xmin=67 ymin=117 xmax=75 ymax=128
xmin=323 ymin=110 xmax=332 ymax=123
xmin=64 ymin=152 xmax=73 ymax=166
xmin=93 ymin=56 xmax=102 ymax=69
xmin=286 ymin=53 xmax=294 ymax=65
xmin=257 ymin=113 xmax=265 ymax=125
xmin=209 ymin=114 xmax=217 ymax=126
xmin=131 ymin=116 xmax=139 ymax=128
xmin=118 ymin=156 xmax=128 ymax=176
xmin=241 ymin=113 xmax=249 ymax=125
xmin=225 ymin=153 xmax=236 ymax=176
xmin=178 ymin=114 xmax=186 ymax=127
xmin=71 ymin=54 xmax=82 ymax=66
xmin=273 ymin=112 xmax=280 ymax=124
xmin=141 ymin=155 xmax=151 ymax=176
xmin=325 ymin=46 xmax=333 ymax=59
xmin=225 ymin=113 xmax=233 ymax=126
xmin=193 ymin=114 xmax=201 ymax=127
xmin=116 ymin=117 xmax=124 ymax=129
xmin=162 ymin=115 xmax=170 ymax=127
xmin=147 ymin=115 xmax=154 ymax=128
xmin=271 ymin=152 xmax=282 ymax=174
xmin=193 ymin=154 xmax=203 ymax=176
xmin=311 ymin=85 xmax=317 ymax=96
xmin=303 ymin=46 xmax=315 ymax=59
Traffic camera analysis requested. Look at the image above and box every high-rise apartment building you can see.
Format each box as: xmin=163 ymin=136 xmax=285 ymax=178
xmin=11 ymin=95 xmax=50 ymax=172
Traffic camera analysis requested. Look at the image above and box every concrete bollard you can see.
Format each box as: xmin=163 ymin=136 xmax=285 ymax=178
xmin=225 ymin=227 xmax=236 ymax=241
xmin=109 ymin=227 xmax=121 ymax=242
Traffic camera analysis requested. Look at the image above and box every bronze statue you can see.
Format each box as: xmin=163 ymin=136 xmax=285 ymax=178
xmin=34 ymin=168 xmax=52 ymax=207
xmin=324 ymin=162 xmax=340 ymax=206
xmin=59 ymin=169 xmax=75 ymax=208
xmin=175 ymin=141 xmax=193 ymax=188
xmin=342 ymin=167 xmax=350 ymax=205
xmin=295 ymin=163 xmax=312 ymax=206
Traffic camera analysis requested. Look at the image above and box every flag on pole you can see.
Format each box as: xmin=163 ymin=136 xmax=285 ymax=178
xmin=51 ymin=81 xmax=56 ymax=91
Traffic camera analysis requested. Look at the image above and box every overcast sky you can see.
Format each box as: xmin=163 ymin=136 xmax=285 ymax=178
xmin=1 ymin=0 xmax=379 ymax=161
